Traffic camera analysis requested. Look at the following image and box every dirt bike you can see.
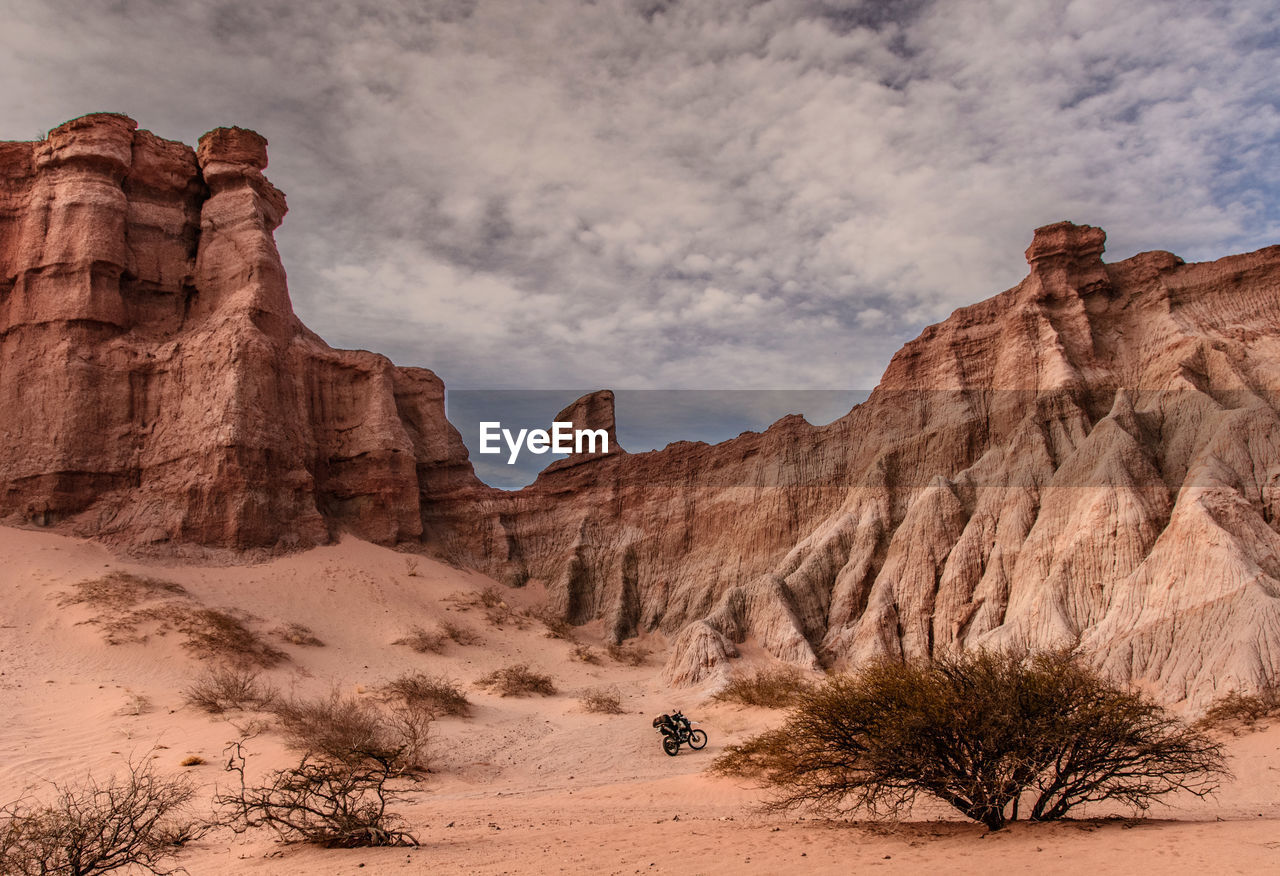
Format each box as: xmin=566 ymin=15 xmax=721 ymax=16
xmin=652 ymin=710 xmax=707 ymax=756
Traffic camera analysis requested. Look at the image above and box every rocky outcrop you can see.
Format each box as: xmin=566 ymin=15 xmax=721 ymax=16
xmin=0 ymin=114 xmax=472 ymax=553
xmin=431 ymin=222 xmax=1280 ymax=705
xmin=662 ymin=620 xmax=737 ymax=687
xmin=5 ymin=115 xmax=1280 ymax=705
xmin=542 ymin=389 xmax=625 ymax=474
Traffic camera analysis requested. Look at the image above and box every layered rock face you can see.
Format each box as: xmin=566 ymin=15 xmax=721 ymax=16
xmin=5 ymin=115 xmax=1280 ymax=705
xmin=0 ymin=114 xmax=471 ymax=552
xmin=433 ymin=223 xmax=1280 ymax=706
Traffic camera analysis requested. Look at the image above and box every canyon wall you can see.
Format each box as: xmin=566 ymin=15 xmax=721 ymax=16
xmin=432 ymin=226 xmax=1280 ymax=705
xmin=4 ymin=114 xmax=1280 ymax=703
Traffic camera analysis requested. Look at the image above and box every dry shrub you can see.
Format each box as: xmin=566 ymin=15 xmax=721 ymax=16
xmin=580 ymin=686 xmax=625 ymax=714
xmin=391 ymin=626 xmax=447 ymax=654
xmin=183 ymin=665 xmax=277 ymax=714
xmin=273 ymin=623 xmax=324 ymax=647
xmin=228 ymin=717 xmax=273 ymax=739
xmin=382 ymin=673 xmax=471 ymax=718
xmin=1197 ymin=683 xmax=1280 ymax=733
xmin=571 ymin=643 xmax=602 ymax=664
xmin=58 ymin=573 xmax=188 ymax=645
xmin=484 ymin=605 xmax=525 ymax=629
xmin=532 ymin=608 xmax=575 ymax=641
xmin=271 ymin=690 xmax=431 ymax=776
xmin=713 ymin=666 xmax=813 ymax=709
xmin=179 ymin=756 xmax=206 ymax=768
xmin=445 ymin=585 xmax=505 ymax=611
xmin=712 ymin=648 xmax=1229 ymax=831
xmin=60 ymin=574 xmax=286 ymax=667
xmin=61 ymin=572 xmax=186 ymax=608
xmin=445 ymin=586 xmax=530 ymax=629
xmin=606 ymin=642 xmax=649 ymax=666
xmin=404 ymin=557 xmax=420 ymax=577
xmin=383 ymin=704 xmax=434 ymax=775
xmin=117 ymin=692 xmax=153 ymax=717
xmin=176 ymin=608 xmax=287 ymax=667
xmin=474 ymin=664 xmax=556 ymax=697
xmin=0 ymin=755 xmax=204 ymax=876
xmin=439 ymin=619 xmax=481 ymax=646
xmin=442 ymin=590 xmax=476 ymax=612
xmin=219 ymin=740 xmax=416 ymax=848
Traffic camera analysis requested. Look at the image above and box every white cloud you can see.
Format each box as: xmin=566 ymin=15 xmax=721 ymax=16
xmin=0 ymin=0 xmax=1277 ymax=397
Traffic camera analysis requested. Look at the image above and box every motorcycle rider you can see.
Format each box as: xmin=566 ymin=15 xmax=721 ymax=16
xmin=652 ymin=710 xmax=692 ymax=738
xmin=652 ymin=710 xmax=707 ymax=755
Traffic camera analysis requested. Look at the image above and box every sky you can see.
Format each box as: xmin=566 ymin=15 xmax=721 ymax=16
xmin=2 ymin=0 xmax=1278 ymax=484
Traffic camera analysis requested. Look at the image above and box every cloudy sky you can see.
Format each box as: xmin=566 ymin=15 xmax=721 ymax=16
xmin=2 ymin=0 xmax=1278 ymax=480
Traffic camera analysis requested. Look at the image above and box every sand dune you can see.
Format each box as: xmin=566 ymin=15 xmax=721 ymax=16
xmin=1 ymin=525 xmax=1278 ymax=874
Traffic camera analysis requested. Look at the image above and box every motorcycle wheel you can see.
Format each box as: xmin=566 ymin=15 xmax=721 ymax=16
xmin=688 ymin=729 xmax=707 ymax=750
xmin=662 ymin=736 xmax=681 ymax=757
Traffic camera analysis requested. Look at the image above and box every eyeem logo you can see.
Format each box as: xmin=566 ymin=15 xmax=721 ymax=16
xmin=479 ymin=422 xmax=609 ymax=464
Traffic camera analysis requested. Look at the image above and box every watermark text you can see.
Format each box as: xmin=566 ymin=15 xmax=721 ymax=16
xmin=479 ymin=422 xmax=609 ymax=464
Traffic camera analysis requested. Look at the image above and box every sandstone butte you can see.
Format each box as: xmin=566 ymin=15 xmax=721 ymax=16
xmin=3 ymin=114 xmax=1280 ymax=705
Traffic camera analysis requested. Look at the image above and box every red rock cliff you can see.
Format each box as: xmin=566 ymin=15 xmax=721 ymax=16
xmin=0 ymin=113 xmax=473 ymax=552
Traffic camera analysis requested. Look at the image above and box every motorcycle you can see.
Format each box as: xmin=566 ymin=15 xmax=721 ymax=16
xmin=652 ymin=710 xmax=708 ymax=756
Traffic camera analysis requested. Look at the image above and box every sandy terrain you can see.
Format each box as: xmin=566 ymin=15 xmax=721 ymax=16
xmin=1 ymin=525 xmax=1277 ymax=875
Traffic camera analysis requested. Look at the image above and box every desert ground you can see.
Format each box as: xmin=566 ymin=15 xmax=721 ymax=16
xmin=1 ymin=525 xmax=1277 ymax=875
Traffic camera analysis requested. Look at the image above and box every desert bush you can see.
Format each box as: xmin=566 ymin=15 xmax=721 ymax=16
xmin=711 ymin=648 xmax=1229 ymax=831
xmin=175 ymin=608 xmax=288 ymax=667
xmin=58 ymin=573 xmax=188 ymax=645
xmin=571 ymin=643 xmax=602 ymax=664
xmin=713 ymin=666 xmax=813 ymax=709
xmin=579 ymin=686 xmax=625 ymax=714
xmin=445 ymin=586 xmax=530 ymax=629
xmin=117 ymin=692 xmax=153 ymax=717
xmin=273 ymin=622 xmax=324 ymax=647
xmin=444 ymin=584 xmax=507 ymax=611
xmin=382 ymin=673 xmax=471 ymax=718
xmin=60 ymin=575 xmax=286 ymax=667
xmin=1197 ymin=683 xmax=1280 ymax=733
xmin=532 ymin=607 xmax=575 ymax=641
xmin=404 ymin=557 xmax=420 ymax=577
xmin=383 ymin=703 xmax=433 ymax=774
xmin=218 ymin=740 xmax=416 ymax=848
xmin=271 ymin=690 xmax=431 ymax=775
xmin=483 ymin=605 xmax=526 ymax=628
xmin=60 ymin=572 xmax=187 ymax=609
xmin=392 ymin=625 xmax=447 ymax=654
xmin=179 ymin=756 xmax=206 ymax=768
xmin=606 ymin=642 xmax=649 ymax=666
xmin=440 ymin=619 xmax=481 ymax=646
xmin=474 ymin=664 xmax=557 ymax=697
xmin=0 ymin=756 xmax=203 ymax=875
xmin=183 ymin=665 xmax=277 ymax=714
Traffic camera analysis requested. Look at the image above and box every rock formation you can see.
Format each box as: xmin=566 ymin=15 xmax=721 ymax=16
xmin=0 ymin=113 xmax=471 ymax=553
xmin=542 ymin=389 xmax=625 ymax=474
xmin=4 ymin=114 xmax=1280 ymax=704
xmin=436 ymin=223 xmax=1280 ymax=705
